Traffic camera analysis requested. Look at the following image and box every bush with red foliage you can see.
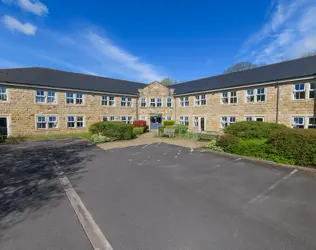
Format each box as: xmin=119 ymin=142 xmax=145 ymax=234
xmin=133 ymin=120 xmax=147 ymax=128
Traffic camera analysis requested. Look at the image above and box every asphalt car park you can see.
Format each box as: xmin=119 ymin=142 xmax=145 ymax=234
xmin=1 ymin=139 xmax=316 ymax=250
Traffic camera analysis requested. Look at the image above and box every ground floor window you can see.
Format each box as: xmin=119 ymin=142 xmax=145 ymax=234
xmin=121 ymin=116 xmax=133 ymax=124
xmin=245 ymin=116 xmax=264 ymax=122
xmin=67 ymin=116 xmax=85 ymax=128
xmin=165 ymin=116 xmax=172 ymax=121
xmin=37 ymin=115 xmax=58 ymax=129
xmin=292 ymin=116 xmax=305 ymax=128
xmin=102 ymin=116 xmax=116 ymax=121
xmin=220 ymin=116 xmax=236 ymax=128
xmin=180 ymin=116 xmax=189 ymax=126
xmin=308 ymin=117 xmax=316 ymax=129
xmin=140 ymin=115 xmax=147 ymax=121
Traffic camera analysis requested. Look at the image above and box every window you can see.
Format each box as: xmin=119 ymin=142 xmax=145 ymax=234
xmin=102 ymin=116 xmax=116 ymax=121
xmin=140 ymin=116 xmax=147 ymax=121
xmin=121 ymin=116 xmax=133 ymax=124
xmin=36 ymin=90 xmax=46 ymax=103
xmin=36 ymin=116 xmax=46 ymax=129
xmin=66 ymin=92 xmax=74 ymax=104
xmin=308 ymin=117 xmax=316 ymax=129
xmin=293 ymin=84 xmax=306 ymax=100
xmin=140 ymin=97 xmax=146 ymax=107
xmin=257 ymin=88 xmax=265 ymax=102
xmin=102 ymin=96 xmax=115 ymax=106
xmin=180 ymin=116 xmax=189 ymax=126
xmin=121 ymin=97 xmax=132 ymax=107
xmin=150 ymin=98 xmax=155 ymax=107
xmin=220 ymin=116 xmax=236 ymax=128
xmin=0 ymin=87 xmax=8 ymax=101
xmin=67 ymin=116 xmax=84 ymax=128
xmin=48 ymin=116 xmax=58 ymax=128
xmin=245 ymin=116 xmax=264 ymax=122
xmin=309 ymin=83 xmax=316 ymax=99
xmin=221 ymin=91 xmax=237 ymax=104
xmin=180 ymin=96 xmax=189 ymax=107
xmin=157 ymin=98 xmax=162 ymax=107
xmin=76 ymin=93 xmax=83 ymax=104
xmin=165 ymin=116 xmax=172 ymax=121
xmin=66 ymin=92 xmax=83 ymax=105
xmin=47 ymin=92 xmax=56 ymax=103
xmin=195 ymin=95 xmax=206 ymax=106
xmin=166 ymin=97 xmax=172 ymax=107
xmin=292 ymin=116 xmax=305 ymax=128
xmin=193 ymin=117 xmax=199 ymax=127
xmin=246 ymin=89 xmax=254 ymax=102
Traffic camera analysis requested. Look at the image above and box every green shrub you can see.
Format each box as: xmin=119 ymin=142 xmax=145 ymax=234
xmin=205 ymin=139 xmax=223 ymax=152
xmin=90 ymin=134 xmax=112 ymax=143
xmin=233 ymin=139 xmax=269 ymax=158
xmin=133 ymin=127 xmax=145 ymax=137
xmin=144 ymin=125 xmax=149 ymax=132
xmin=174 ymin=124 xmax=188 ymax=134
xmin=89 ymin=121 xmax=134 ymax=140
xmin=267 ymin=129 xmax=316 ymax=166
xmin=216 ymin=134 xmax=240 ymax=153
xmin=198 ymin=133 xmax=219 ymax=141
xmin=163 ymin=120 xmax=175 ymax=126
xmin=225 ymin=121 xmax=288 ymax=139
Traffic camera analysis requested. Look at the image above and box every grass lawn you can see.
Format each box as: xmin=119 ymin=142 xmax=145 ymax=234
xmin=6 ymin=132 xmax=91 ymax=141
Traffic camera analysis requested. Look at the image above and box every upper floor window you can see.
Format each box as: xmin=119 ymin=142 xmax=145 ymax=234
xmin=150 ymin=98 xmax=156 ymax=107
xmin=246 ymin=88 xmax=266 ymax=103
xmin=150 ymin=98 xmax=162 ymax=107
xmin=140 ymin=97 xmax=146 ymax=107
xmin=292 ymin=116 xmax=304 ymax=128
xmin=195 ymin=95 xmax=206 ymax=106
xmin=180 ymin=96 xmax=189 ymax=107
xmin=66 ymin=92 xmax=83 ymax=105
xmin=102 ymin=116 xmax=116 ymax=121
xmin=101 ymin=96 xmax=115 ymax=106
xmin=36 ymin=90 xmax=56 ymax=103
xmin=157 ymin=98 xmax=162 ymax=107
xmin=166 ymin=97 xmax=172 ymax=107
xmin=221 ymin=91 xmax=237 ymax=104
xmin=36 ymin=115 xmax=58 ymax=129
xmin=220 ymin=116 xmax=236 ymax=129
xmin=0 ymin=87 xmax=8 ymax=101
xmin=308 ymin=117 xmax=316 ymax=129
xmin=309 ymin=83 xmax=316 ymax=99
xmin=67 ymin=116 xmax=84 ymax=128
xmin=180 ymin=116 xmax=189 ymax=126
xmin=121 ymin=116 xmax=133 ymax=124
xmin=121 ymin=97 xmax=132 ymax=107
xmin=293 ymin=84 xmax=305 ymax=100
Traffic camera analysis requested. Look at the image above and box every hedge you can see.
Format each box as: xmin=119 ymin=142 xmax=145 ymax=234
xmin=225 ymin=121 xmax=288 ymax=139
xmin=163 ymin=120 xmax=175 ymax=126
xmin=89 ymin=121 xmax=134 ymax=140
xmin=133 ymin=127 xmax=145 ymax=137
xmin=133 ymin=120 xmax=147 ymax=128
xmin=267 ymin=129 xmax=316 ymax=166
xmin=216 ymin=134 xmax=240 ymax=153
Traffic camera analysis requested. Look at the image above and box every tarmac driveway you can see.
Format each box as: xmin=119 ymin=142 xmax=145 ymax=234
xmin=1 ymin=139 xmax=316 ymax=250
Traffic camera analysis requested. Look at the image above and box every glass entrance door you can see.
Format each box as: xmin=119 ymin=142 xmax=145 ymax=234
xmin=150 ymin=115 xmax=162 ymax=130
xmin=0 ymin=117 xmax=8 ymax=137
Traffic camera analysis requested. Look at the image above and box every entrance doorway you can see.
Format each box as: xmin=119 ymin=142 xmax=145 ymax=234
xmin=150 ymin=115 xmax=162 ymax=130
xmin=193 ymin=116 xmax=206 ymax=132
xmin=0 ymin=116 xmax=9 ymax=137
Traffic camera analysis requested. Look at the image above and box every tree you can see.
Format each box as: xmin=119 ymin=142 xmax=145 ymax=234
xmin=161 ymin=77 xmax=178 ymax=86
xmin=301 ymin=51 xmax=316 ymax=58
xmin=223 ymin=62 xmax=258 ymax=74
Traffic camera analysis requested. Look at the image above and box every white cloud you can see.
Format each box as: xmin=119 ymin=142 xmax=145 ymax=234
xmin=2 ymin=0 xmax=48 ymax=16
xmin=3 ymin=15 xmax=37 ymax=35
xmin=238 ymin=0 xmax=316 ymax=64
xmin=87 ymin=33 xmax=164 ymax=82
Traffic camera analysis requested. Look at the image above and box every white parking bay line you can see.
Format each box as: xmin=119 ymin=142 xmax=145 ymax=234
xmin=52 ymin=160 xmax=113 ymax=250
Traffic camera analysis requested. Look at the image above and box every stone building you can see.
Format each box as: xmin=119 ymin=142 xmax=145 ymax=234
xmin=0 ymin=56 xmax=315 ymax=137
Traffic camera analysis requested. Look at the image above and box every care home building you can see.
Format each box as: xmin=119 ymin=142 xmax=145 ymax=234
xmin=0 ymin=56 xmax=316 ymax=137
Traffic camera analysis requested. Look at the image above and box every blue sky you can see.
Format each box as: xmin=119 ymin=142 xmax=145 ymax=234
xmin=1 ymin=0 xmax=316 ymax=83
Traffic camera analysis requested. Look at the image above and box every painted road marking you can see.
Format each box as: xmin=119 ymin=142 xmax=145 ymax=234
xmin=142 ymin=144 xmax=151 ymax=148
xmin=52 ymin=160 xmax=113 ymax=250
xmin=247 ymin=169 xmax=298 ymax=206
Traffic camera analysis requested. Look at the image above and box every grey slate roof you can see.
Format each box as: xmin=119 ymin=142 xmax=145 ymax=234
xmin=0 ymin=67 xmax=146 ymax=95
xmin=172 ymin=56 xmax=316 ymax=95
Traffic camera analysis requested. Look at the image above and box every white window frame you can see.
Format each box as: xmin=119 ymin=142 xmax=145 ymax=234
xmin=36 ymin=115 xmax=58 ymax=129
xmin=121 ymin=116 xmax=133 ymax=124
xmin=246 ymin=88 xmax=266 ymax=103
xmin=309 ymin=82 xmax=316 ymax=99
xmin=256 ymin=88 xmax=266 ymax=102
xmin=0 ymin=87 xmax=8 ymax=102
xmin=165 ymin=116 xmax=172 ymax=121
xmin=66 ymin=92 xmax=84 ymax=105
xmin=121 ymin=97 xmax=133 ymax=107
xmin=293 ymin=83 xmax=306 ymax=100
xmin=166 ymin=97 xmax=172 ymax=107
xmin=308 ymin=117 xmax=316 ymax=129
xmin=140 ymin=97 xmax=147 ymax=107
xmin=102 ymin=116 xmax=116 ymax=121
xmin=157 ymin=98 xmax=162 ymax=107
xmin=195 ymin=95 xmax=206 ymax=106
xmin=221 ymin=91 xmax=237 ymax=104
xmin=47 ymin=91 xmax=56 ymax=103
xmin=180 ymin=96 xmax=189 ymax=107
xmin=150 ymin=98 xmax=156 ymax=107
xmin=292 ymin=116 xmax=305 ymax=128
xmin=140 ymin=115 xmax=147 ymax=121
xmin=179 ymin=116 xmax=189 ymax=126
xmin=35 ymin=90 xmax=46 ymax=103
xmin=67 ymin=116 xmax=85 ymax=128
xmin=220 ymin=116 xmax=236 ymax=129
xmin=245 ymin=116 xmax=264 ymax=122
xmin=101 ymin=96 xmax=115 ymax=106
